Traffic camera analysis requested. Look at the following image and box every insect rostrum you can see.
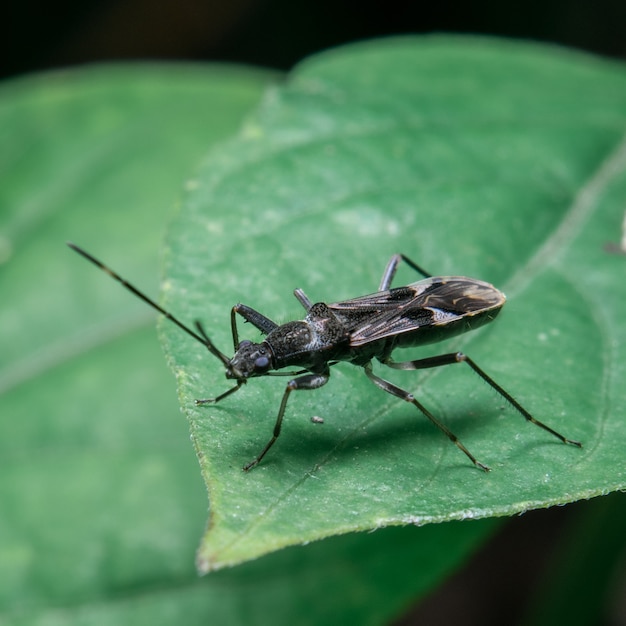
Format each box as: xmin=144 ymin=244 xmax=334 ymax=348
xmin=67 ymin=245 xmax=582 ymax=472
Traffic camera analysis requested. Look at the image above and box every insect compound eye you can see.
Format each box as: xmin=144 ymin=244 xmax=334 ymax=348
xmin=254 ymin=356 xmax=270 ymax=373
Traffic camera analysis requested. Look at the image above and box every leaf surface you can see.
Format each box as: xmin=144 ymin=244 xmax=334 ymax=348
xmin=161 ymin=37 xmax=626 ymax=571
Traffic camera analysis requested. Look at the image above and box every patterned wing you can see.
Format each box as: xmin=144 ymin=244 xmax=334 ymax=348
xmin=328 ymin=277 xmax=505 ymax=346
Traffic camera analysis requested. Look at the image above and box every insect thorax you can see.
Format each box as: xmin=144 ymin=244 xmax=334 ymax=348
xmin=267 ymin=303 xmax=350 ymax=370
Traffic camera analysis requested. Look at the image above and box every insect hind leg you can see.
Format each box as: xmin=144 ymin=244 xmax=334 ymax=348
xmin=382 ymin=353 xmax=582 ymax=448
xmin=379 ymin=254 xmax=432 ymax=291
xmin=363 ymin=361 xmax=490 ymax=471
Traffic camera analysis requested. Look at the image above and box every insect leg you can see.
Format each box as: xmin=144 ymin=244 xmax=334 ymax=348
xmin=233 ymin=304 xmax=278 ymax=334
xmin=195 ymin=379 xmax=244 ymax=405
xmin=363 ymin=361 xmax=490 ymax=471
xmin=383 ymin=353 xmax=582 ymax=447
xmin=293 ymin=288 xmax=313 ymax=311
xmin=243 ymin=371 xmax=330 ymax=471
xmin=379 ymin=254 xmax=432 ymax=290
xmin=231 ymin=304 xmax=278 ymax=350
xmin=191 ymin=320 xmax=245 ymax=403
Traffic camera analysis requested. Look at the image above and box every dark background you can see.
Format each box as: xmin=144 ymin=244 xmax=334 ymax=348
xmin=5 ymin=1 xmax=625 ymax=624
xmin=3 ymin=0 xmax=626 ymax=80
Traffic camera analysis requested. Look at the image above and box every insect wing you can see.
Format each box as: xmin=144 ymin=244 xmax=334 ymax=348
xmin=329 ymin=277 xmax=505 ymax=346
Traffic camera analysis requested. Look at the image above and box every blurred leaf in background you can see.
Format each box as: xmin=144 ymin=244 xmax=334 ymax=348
xmin=0 ymin=63 xmax=270 ymax=621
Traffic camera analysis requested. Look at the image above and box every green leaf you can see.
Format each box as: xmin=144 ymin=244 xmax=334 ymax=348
xmin=163 ymin=36 xmax=626 ymax=571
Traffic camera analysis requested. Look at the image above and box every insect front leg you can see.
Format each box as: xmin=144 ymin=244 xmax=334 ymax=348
xmin=363 ymin=361 xmax=490 ymax=471
xmin=382 ymin=352 xmax=582 ymax=448
xmin=195 ymin=379 xmax=245 ymax=406
xmin=244 ymin=370 xmax=330 ymax=471
xmin=191 ymin=320 xmax=244 ymax=404
xmin=231 ymin=303 xmax=279 ymax=349
xmin=379 ymin=254 xmax=432 ymax=291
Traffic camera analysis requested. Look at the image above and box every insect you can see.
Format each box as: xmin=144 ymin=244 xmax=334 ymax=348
xmin=68 ymin=244 xmax=581 ymax=472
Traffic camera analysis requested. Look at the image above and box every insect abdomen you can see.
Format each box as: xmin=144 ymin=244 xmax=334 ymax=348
xmin=394 ymin=304 xmax=504 ymax=349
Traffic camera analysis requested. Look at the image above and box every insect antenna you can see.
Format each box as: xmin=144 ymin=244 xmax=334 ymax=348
xmin=67 ymin=242 xmax=231 ymax=366
xmin=192 ymin=321 xmax=235 ymax=367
